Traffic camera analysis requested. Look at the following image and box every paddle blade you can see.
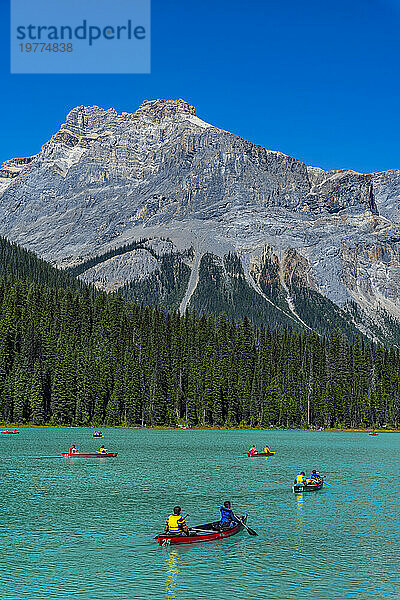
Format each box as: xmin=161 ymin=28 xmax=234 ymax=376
xmin=233 ymin=513 xmax=258 ymax=536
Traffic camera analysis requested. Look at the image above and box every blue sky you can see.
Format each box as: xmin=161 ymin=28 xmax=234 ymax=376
xmin=1 ymin=0 xmax=399 ymax=172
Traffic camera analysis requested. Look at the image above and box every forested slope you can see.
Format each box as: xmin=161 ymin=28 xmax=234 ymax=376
xmin=0 ymin=236 xmax=83 ymax=290
xmin=0 ymin=275 xmax=398 ymax=428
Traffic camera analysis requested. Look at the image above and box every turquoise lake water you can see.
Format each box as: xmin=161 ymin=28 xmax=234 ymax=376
xmin=0 ymin=428 xmax=398 ymax=600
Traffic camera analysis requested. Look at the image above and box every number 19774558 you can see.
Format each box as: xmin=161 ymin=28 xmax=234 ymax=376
xmin=19 ymin=43 xmax=73 ymax=52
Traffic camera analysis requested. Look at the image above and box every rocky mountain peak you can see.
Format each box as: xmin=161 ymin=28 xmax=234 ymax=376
xmin=0 ymin=99 xmax=399 ymax=343
xmin=63 ymin=105 xmax=118 ymax=135
xmin=133 ymin=98 xmax=196 ymax=122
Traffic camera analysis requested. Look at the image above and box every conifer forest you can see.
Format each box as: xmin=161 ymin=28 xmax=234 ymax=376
xmin=0 ymin=236 xmax=398 ymax=429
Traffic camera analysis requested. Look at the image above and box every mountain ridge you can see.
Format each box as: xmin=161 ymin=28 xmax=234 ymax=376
xmin=1 ymin=99 xmax=400 ymax=342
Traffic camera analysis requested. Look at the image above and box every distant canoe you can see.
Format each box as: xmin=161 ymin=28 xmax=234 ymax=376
xmin=61 ymin=452 xmax=117 ymax=458
xmin=247 ymin=451 xmax=275 ymax=457
xmin=1 ymin=431 xmax=19 ymax=434
xmin=156 ymin=515 xmax=247 ymax=546
xmin=369 ymin=432 xmax=378 ymax=436
xmin=93 ymin=434 xmax=103 ymax=437
xmin=293 ymin=480 xmax=323 ymax=493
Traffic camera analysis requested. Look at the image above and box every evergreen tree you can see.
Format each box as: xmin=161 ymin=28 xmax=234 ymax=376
xmin=29 ymin=361 xmax=45 ymax=424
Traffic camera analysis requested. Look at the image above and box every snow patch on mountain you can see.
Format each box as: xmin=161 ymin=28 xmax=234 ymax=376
xmin=53 ymin=146 xmax=87 ymax=177
xmin=184 ymin=115 xmax=213 ymax=130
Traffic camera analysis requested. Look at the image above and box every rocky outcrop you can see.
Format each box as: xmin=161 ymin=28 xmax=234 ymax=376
xmin=133 ymin=98 xmax=196 ymax=122
xmin=306 ymin=169 xmax=377 ymax=214
xmin=79 ymin=248 xmax=160 ymax=291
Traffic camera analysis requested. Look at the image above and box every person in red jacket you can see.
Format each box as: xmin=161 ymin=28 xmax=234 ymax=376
xmin=69 ymin=445 xmax=78 ymax=454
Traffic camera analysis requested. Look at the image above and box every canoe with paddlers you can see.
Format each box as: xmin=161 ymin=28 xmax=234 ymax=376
xmin=156 ymin=515 xmax=248 ymax=546
xmin=247 ymin=451 xmax=275 ymax=457
xmin=62 ymin=452 xmax=117 ymax=458
xmin=293 ymin=479 xmax=324 ymax=493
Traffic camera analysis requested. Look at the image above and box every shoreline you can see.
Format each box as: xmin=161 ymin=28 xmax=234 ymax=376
xmin=0 ymin=423 xmax=398 ymax=432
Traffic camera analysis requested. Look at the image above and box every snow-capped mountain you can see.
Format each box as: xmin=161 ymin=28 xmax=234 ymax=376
xmin=1 ymin=99 xmax=400 ymax=341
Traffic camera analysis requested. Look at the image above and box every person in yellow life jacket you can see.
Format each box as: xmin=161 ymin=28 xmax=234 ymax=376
xmin=263 ymin=445 xmax=271 ymax=454
xmin=165 ymin=506 xmax=189 ymax=536
xmin=99 ymin=446 xmax=107 ymax=454
xmin=295 ymin=472 xmax=306 ymax=485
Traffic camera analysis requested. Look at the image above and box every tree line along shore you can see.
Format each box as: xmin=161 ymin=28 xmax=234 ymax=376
xmin=0 ymin=423 xmax=398 ymax=431
xmin=0 ymin=274 xmax=399 ymax=429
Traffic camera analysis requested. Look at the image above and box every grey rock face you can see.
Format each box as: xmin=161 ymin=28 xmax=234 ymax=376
xmin=79 ymin=248 xmax=160 ymax=291
xmin=0 ymin=98 xmax=400 ymax=340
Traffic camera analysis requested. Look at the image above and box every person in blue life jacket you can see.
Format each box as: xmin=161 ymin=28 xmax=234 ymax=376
xmin=310 ymin=470 xmax=321 ymax=484
xmin=219 ymin=501 xmax=240 ymax=530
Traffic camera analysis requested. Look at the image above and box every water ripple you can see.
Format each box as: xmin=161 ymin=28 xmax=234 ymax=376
xmin=0 ymin=429 xmax=399 ymax=599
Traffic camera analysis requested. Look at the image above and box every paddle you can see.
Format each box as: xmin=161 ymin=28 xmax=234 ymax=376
xmin=315 ymin=475 xmax=330 ymax=487
xmin=234 ymin=514 xmax=258 ymax=536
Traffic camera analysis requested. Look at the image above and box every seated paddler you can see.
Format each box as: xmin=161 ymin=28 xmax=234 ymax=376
xmin=219 ymin=501 xmax=240 ymax=530
xmin=165 ymin=506 xmax=189 ymax=536
xmin=310 ymin=470 xmax=321 ymax=484
xmin=295 ymin=471 xmax=306 ymax=485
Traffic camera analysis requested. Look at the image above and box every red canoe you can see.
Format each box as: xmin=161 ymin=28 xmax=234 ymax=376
xmin=61 ymin=452 xmax=118 ymax=458
xmin=1 ymin=431 xmax=19 ymax=434
xmin=157 ymin=515 xmax=247 ymax=546
xmin=247 ymin=451 xmax=275 ymax=457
